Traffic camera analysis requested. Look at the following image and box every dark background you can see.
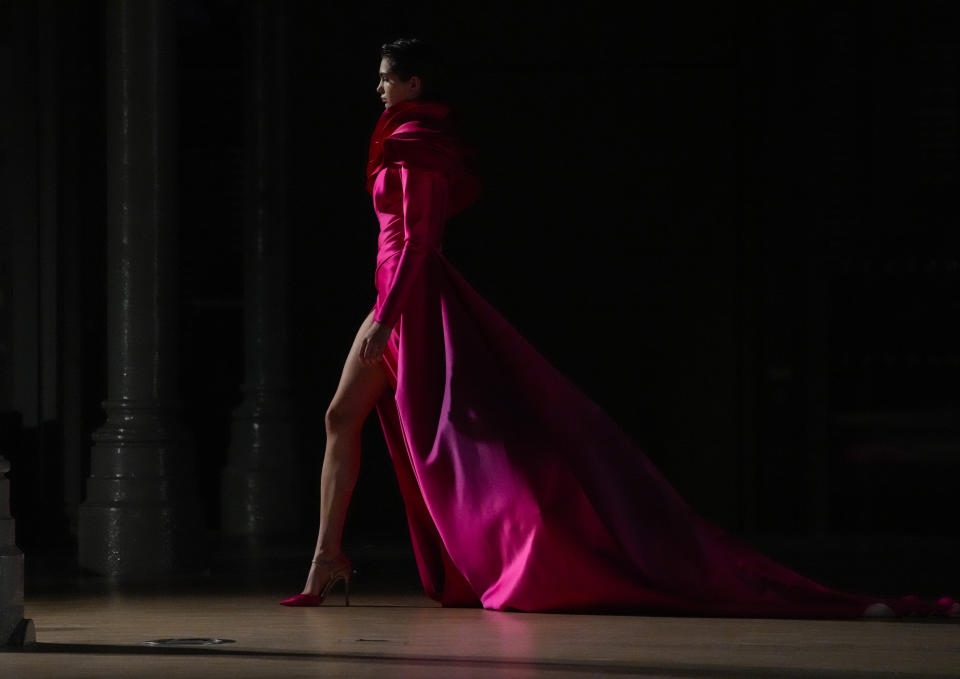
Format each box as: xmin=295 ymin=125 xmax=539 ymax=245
xmin=2 ymin=0 xmax=958 ymax=589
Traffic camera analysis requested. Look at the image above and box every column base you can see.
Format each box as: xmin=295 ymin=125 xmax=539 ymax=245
xmin=0 ymin=544 xmax=26 ymax=647
xmin=220 ymin=467 xmax=301 ymax=536
xmin=4 ymin=618 xmax=35 ymax=648
xmin=79 ymin=403 xmax=209 ymax=580
xmin=78 ymin=502 xmax=207 ymax=579
xmin=220 ymin=407 xmax=301 ymax=537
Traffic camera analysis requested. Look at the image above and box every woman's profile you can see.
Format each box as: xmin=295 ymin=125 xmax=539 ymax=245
xmin=280 ymin=37 xmax=957 ymax=619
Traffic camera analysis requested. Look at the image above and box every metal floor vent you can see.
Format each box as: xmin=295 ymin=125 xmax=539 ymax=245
xmin=144 ymin=638 xmax=235 ymax=646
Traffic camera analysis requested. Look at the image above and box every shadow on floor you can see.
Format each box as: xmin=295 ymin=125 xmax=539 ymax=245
xmin=4 ymin=642 xmax=955 ymax=679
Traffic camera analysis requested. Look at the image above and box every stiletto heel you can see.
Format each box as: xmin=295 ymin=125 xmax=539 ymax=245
xmin=279 ymin=554 xmax=352 ymax=607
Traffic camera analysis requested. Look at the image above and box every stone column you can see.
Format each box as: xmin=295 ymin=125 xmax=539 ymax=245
xmin=78 ymin=0 xmax=205 ymax=577
xmin=0 ymin=455 xmax=34 ymax=646
xmin=220 ymin=0 xmax=298 ymax=537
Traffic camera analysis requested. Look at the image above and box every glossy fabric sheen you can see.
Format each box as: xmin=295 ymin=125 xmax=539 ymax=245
xmin=367 ymin=107 xmax=955 ymax=617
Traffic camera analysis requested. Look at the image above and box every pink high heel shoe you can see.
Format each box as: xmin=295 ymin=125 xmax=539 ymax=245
xmin=280 ymin=554 xmax=352 ymax=607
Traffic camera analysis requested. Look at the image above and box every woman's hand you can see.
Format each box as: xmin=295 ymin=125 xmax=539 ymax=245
xmin=357 ymin=320 xmax=393 ymax=366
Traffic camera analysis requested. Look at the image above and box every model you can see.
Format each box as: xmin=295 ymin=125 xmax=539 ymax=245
xmin=281 ymin=38 xmax=957 ymax=618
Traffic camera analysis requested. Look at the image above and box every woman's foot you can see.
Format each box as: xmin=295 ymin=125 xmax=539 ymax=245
xmin=279 ymin=552 xmax=352 ymax=607
xmin=302 ymin=552 xmax=351 ymax=596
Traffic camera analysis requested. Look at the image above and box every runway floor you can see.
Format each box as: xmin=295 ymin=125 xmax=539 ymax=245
xmin=5 ymin=536 xmax=959 ymax=678
xmin=5 ymin=587 xmax=960 ymax=678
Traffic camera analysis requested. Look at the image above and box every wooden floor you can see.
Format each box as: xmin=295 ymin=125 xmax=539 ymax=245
xmin=4 ymin=587 xmax=960 ymax=678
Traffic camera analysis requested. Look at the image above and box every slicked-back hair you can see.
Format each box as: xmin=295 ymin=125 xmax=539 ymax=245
xmin=380 ymin=37 xmax=446 ymax=100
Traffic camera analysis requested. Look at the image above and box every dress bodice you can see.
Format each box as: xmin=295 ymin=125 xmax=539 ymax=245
xmin=372 ymin=166 xmax=406 ymax=274
xmin=370 ymin=164 xmax=449 ymax=329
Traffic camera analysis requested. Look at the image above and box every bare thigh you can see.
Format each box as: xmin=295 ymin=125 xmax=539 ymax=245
xmin=326 ymin=309 xmax=390 ymax=429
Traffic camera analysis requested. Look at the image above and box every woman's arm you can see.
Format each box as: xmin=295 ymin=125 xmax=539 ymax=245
xmin=373 ymin=165 xmax=448 ymax=329
xmin=358 ymin=165 xmax=448 ymax=365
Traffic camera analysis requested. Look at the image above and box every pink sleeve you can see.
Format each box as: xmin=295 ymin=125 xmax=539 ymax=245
xmin=373 ymin=165 xmax=448 ymax=328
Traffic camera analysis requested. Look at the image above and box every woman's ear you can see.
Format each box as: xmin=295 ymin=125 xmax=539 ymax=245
xmin=409 ymin=75 xmax=422 ymax=93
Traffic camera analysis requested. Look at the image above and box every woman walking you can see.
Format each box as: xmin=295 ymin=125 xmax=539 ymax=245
xmin=281 ymin=38 xmax=957 ymax=619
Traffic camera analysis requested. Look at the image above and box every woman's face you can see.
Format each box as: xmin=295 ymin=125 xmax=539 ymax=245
xmin=377 ymin=57 xmax=421 ymax=108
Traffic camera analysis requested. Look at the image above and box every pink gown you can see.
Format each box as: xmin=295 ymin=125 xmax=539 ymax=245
xmin=366 ymin=101 xmax=957 ymax=617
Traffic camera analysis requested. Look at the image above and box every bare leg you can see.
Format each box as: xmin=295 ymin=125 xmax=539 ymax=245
xmin=302 ymin=308 xmax=389 ymax=595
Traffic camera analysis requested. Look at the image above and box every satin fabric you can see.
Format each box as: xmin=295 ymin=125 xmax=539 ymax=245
xmin=366 ymin=99 xmax=480 ymax=223
xmin=366 ymin=103 xmax=956 ymax=617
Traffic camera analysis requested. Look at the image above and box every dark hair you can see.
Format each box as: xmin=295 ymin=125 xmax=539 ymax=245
xmin=380 ymin=37 xmax=446 ymax=100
